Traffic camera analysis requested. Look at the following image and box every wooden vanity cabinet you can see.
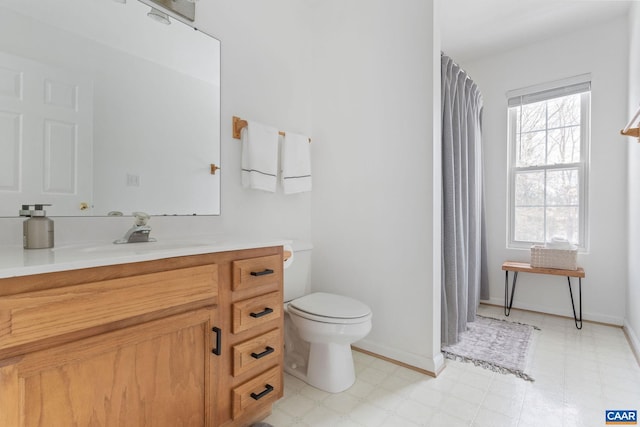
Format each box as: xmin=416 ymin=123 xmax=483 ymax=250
xmin=0 ymin=245 xmax=284 ymax=427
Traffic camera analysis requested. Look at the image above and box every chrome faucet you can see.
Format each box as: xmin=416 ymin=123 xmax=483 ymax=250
xmin=114 ymin=212 xmax=156 ymax=244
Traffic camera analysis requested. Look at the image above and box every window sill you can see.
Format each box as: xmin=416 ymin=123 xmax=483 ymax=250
xmin=507 ymin=243 xmax=589 ymax=255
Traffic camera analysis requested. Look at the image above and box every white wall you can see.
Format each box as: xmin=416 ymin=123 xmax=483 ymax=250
xmin=626 ymin=3 xmax=640 ymax=357
xmin=464 ymin=17 xmax=629 ymax=325
xmin=308 ymin=0 xmax=444 ymax=373
xmin=0 ymin=0 xmax=313 ymax=245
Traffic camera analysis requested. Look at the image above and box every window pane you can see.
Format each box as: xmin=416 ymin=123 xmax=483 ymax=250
xmin=546 ymin=169 xmax=579 ymax=206
xmin=508 ymin=85 xmax=588 ymax=248
xmin=548 ymin=94 xmax=580 ymax=129
xmin=546 ymin=207 xmax=579 ymax=243
xmin=547 ymin=126 xmax=580 ymax=164
xmin=515 ymin=171 xmax=544 ymax=206
xmin=520 ymin=101 xmax=546 ymax=132
xmin=516 ymin=131 xmax=546 ymax=167
xmin=514 ymin=207 xmax=544 ymax=242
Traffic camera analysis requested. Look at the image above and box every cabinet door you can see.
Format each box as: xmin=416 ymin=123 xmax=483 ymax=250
xmin=0 ymin=308 xmax=217 ymax=427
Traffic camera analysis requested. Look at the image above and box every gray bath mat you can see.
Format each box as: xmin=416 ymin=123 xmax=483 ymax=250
xmin=442 ymin=315 xmax=540 ymax=381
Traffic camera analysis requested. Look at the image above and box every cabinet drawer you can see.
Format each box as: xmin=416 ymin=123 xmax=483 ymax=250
xmin=232 ymin=255 xmax=282 ymax=292
xmin=232 ymin=366 xmax=282 ymax=420
xmin=232 ymin=292 xmax=282 ymax=334
xmin=0 ymin=264 xmax=218 ymax=352
xmin=233 ymin=328 xmax=282 ymax=377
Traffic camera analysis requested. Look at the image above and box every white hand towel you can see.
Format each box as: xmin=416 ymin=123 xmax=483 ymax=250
xmin=545 ymin=236 xmax=572 ymax=249
xmin=281 ymin=132 xmax=312 ymax=194
xmin=241 ymin=120 xmax=279 ymax=192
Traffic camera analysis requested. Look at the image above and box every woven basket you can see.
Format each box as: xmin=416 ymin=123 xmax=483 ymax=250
xmin=530 ymin=245 xmax=577 ymax=270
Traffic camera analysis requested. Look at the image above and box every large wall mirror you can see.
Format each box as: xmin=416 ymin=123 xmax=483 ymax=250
xmin=0 ymin=0 xmax=220 ymax=217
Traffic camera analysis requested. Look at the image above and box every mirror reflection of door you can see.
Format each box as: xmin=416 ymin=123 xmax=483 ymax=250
xmin=0 ymin=52 xmax=93 ymax=214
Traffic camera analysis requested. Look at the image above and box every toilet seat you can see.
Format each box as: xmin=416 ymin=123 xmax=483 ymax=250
xmin=288 ymin=292 xmax=372 ymax=324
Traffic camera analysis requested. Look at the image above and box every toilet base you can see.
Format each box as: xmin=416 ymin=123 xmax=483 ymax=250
xmin=284 ymin=340 xmax=357 ymax=393
xmin=283 ymin=302 xmax=371 ymax=394
xmin=306 ymin=342 xmax=356 ymax=393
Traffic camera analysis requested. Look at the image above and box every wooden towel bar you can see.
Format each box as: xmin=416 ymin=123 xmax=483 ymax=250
xmin=232 ymin=116 xmax=311 ymax=142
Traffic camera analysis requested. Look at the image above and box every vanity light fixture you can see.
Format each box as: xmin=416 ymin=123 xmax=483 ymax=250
xmin=141 ymin=0 xmax=195 ymax=23
xmin=147 ymin=7 xmax=171 ymax=25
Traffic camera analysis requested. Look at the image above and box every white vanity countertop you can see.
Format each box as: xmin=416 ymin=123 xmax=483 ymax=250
xmin=0 ymin=236 xmax=291 ymax=279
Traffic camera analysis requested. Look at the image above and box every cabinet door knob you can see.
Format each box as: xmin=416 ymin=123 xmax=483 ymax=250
xmin=251 ymin=346 xmax=275 ymax=359
xmin=250 ymin=307 xmax=274 ymax=318
xmin=250 ymin=384 xmax=274 ymax=400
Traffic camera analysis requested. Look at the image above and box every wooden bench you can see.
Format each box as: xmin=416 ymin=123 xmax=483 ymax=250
xmin=501 ymin=261 xmax=585 ymax=329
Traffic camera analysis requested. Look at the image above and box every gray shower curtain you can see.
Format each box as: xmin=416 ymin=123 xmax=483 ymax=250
xmin=441 ymin=54 xmax=486 ymax=346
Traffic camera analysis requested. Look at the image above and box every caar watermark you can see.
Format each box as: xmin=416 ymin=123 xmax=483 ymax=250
xmin=606 ymin=410 xmax=637 ymax=425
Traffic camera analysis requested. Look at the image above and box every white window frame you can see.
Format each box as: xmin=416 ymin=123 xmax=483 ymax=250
xmin=506 ymin=76 xmax=591 ymax=251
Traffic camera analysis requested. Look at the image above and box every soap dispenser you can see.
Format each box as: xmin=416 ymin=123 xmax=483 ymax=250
xmin=21 ymin=204 xmax=55 ymax=249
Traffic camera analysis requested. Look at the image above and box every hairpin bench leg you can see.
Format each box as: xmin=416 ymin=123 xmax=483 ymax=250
xmin=567 ymin=276 xmax=582 ymax=329
xmin=504 ymin=270 xmax=518 ymax=316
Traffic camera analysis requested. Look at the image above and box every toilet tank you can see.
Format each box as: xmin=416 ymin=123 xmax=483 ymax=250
xmin=284 ymin=240 xmax=313 ymax=302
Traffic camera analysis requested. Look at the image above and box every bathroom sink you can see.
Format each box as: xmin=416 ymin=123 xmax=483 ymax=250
xmin=53 ymin=240 xmax=211 ymax=256
xmin=97 ymin=240 xmax=208 ymax=252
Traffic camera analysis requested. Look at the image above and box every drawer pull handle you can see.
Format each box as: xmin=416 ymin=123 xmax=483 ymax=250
xmin=212 ymin=327 xmax=222 ymax=356
xmin=250 ymin=384 xmax=274 ymax=401
xmin=250 ymin=307 xmax=274 ymax=318
xmin=250 ymin=269 xmax=274 ymax=277
xmin=251 ymin=346 xmax=275 ymax=359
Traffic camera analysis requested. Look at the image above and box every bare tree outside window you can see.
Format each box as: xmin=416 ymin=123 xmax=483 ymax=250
xmin=508 ymin=87 xmax=589 ymax=248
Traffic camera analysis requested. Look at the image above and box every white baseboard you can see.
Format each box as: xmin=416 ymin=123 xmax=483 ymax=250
xmin=353 ymin=338 xmax=445 ymax=376
xmin=482 ymin=297 xmax=624 ymax=326
xmin=623 ymin=320 xmax=640 ymax=365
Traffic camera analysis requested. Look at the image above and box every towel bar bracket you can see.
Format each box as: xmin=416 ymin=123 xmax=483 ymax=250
xmin=233 ymin=116 xmax=248 ymax=139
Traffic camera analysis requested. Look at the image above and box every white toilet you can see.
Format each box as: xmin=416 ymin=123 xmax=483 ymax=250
xmin=284 ymin=241 xmax=372 ymax=393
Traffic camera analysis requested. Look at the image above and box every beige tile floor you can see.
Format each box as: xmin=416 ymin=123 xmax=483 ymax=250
xmin=263 ymin=304 xmax=640 ymax=427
